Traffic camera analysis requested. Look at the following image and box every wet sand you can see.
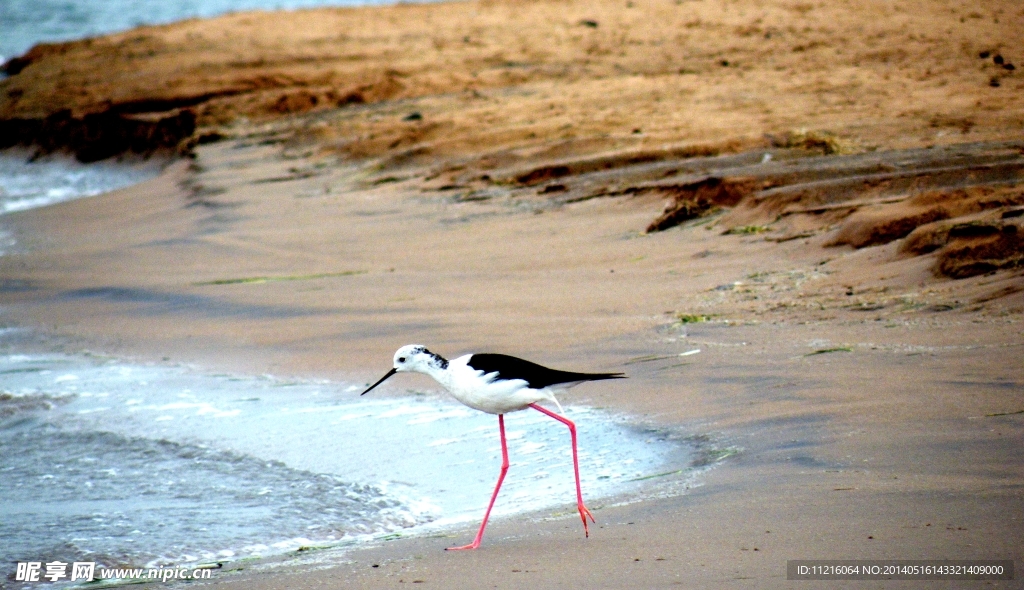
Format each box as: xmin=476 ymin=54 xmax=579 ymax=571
xmin=1 ymin=0 xmax=1023 ymax=586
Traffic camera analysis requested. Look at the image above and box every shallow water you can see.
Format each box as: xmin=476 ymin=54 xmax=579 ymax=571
xmin=0 ymin=349 xmax=697 ymax=571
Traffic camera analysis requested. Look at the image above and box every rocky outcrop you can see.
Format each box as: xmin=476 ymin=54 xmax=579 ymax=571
xmin=0 ymin=109 xmax=196 ymax=162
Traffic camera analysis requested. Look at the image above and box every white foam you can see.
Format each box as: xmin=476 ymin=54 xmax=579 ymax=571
xmin=0 ymin=151 xmax=163 ymax=215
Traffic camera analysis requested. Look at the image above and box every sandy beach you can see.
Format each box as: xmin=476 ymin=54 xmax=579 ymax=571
xmin=1 ymin=0 xmax=1022 ymax=587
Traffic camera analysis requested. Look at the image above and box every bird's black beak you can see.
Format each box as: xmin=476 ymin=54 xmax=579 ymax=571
xmin=361 ymin=367 xmax=398 ymax=396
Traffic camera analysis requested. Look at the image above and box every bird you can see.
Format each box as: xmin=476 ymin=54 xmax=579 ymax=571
xmin=361 ymin=344 xmax=625 ymax=550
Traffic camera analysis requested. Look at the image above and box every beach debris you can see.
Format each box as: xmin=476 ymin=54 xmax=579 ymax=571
xmin=628 ymin=468 xmax=686 ymax=482
xmin=676 ymin=313 xmax=714 ymax=323
xmin=767 ymin=128 xmax=852 ymax=155
xmin=624 ymin=354 xmax=677 ymax=365
xmin=723 ymin=224 xmax=771 ymax=235
xmin=985 ymin=409 xmax=1024 ymax=417
xmin=538 ymin=183 xmax=567 ymax=194
xmin=804 ymin=347 xmax=853 ymax=356
xmin=194 ymin=270 xmax=367 ymax=286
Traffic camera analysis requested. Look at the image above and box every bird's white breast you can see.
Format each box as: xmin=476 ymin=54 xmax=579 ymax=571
xmin=434 ymin=355 xmax=557 ymax=415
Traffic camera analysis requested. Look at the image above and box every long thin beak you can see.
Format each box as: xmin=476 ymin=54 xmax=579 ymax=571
xmin=361 ymin=368 xmax=398 ymax=396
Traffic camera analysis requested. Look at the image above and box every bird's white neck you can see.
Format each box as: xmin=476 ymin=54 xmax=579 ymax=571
xmin=419 ymin=365 xmax=460 ymax=397
xmin=410 ymin=351 xmax=452 ymax=387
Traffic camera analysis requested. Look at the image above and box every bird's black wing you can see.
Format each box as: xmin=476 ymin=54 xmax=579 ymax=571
xmin=466 ymin=353 xmax=625 ymax=389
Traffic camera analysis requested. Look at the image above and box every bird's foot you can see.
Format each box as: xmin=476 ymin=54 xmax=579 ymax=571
xmin=578 ymin=503 xmax=596 ymax=537
xmin=445 ymin=541 xmax=480 ymax=551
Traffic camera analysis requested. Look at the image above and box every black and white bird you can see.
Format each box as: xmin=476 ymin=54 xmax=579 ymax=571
xmin=361 ymin=344 xmax=625 ymax=550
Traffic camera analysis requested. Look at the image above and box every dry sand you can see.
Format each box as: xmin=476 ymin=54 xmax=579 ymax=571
xmin=1 ymin=0 xmax=1023 ymax=587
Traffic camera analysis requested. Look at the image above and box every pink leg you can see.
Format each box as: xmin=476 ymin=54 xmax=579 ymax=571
xmin=447 ymin=414 xmax=510 ymax=550
xmin=528 ymin=403 xmax=596 ymax=537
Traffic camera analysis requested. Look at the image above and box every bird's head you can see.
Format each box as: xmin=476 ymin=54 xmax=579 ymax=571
xmin=361 ymin=345 xmax=448 ymax=395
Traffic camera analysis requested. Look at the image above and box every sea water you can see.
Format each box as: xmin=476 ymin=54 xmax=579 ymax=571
xmin=0 ymin=152 xmax=165 ymax=217
xmin=0 ymin=348 xmax=698 ymax=572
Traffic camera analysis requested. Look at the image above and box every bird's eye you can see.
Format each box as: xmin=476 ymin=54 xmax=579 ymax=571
xmin=398 ymin=357 xmax=406 ymax=363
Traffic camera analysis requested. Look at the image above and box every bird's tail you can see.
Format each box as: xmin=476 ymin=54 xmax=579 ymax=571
xmin=565 ymin=371 xmax=626 ymax=382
